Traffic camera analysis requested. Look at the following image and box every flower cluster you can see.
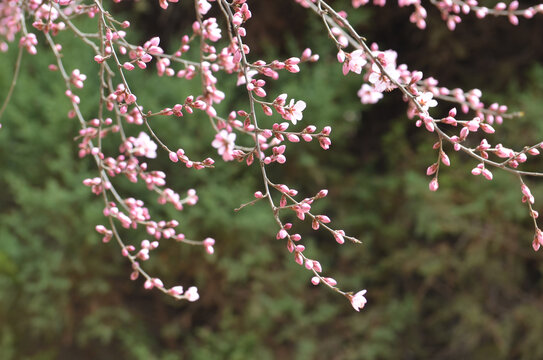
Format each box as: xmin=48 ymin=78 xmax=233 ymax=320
xmin=2 ymin=0 xmax=543 ymax=312
xmin=351 ymin=0 xmax=543 ymax=30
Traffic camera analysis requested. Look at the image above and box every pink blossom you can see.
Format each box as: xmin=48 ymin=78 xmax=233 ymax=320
xmin=415 ymin=92 xmax=437 ymax=111
xmin=350 ymin=289 xmax=367 ymax=311
xmin=282 ymin=99 xmax=306 ymax=125
xmin=202 ymin=18 xmax=222 ymax=42
xmin=211 ymin=130 xmax=236 ymax=161
xmin=197 ymin=0 xmax=212 ymax=15
xmin=357 ymin=83 xmax=383 ymax=104
xmin=368 ymin=63 xmax=399 ymax=92
xmin=132 ymin=132 xmax=158 ymax=159
xmin=342 ymin=50 xmax=367 ymax=75
xmin=233 ymin=3 xmax=252 ymax=25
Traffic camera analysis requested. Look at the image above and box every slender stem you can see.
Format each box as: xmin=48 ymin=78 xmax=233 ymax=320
xmin=0 ymin=46 xmax=24 ymax=121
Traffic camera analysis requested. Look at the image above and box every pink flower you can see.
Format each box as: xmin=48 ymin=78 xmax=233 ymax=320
xmin=368 ymin=63 xmax=399 ymax=92
xmin=350 ymin=289 xmax=367 ymax=311
xmin=202 ymin=18 xmax=222 ymax=42
xmin=357 ymin=83 xmax=383 ymax=104
xmin=416 ymin=92 xmax=437 ymax=111
xmin=233 ymin=3 xmax=252 ymax=25
xmin=211 ymin=130 xmax=236 ymax=161
xmin=197 ymin=0 xmax=212 ymax=15
xmin=342 ymin=50 xmax=367 ymax=75
xmin=282 ymin=99 xmax=306 ymax=125
xmin=133 ymin=132 xmax=158 ymax=159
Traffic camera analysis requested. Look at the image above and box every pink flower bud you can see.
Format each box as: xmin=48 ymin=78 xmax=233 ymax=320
xmin=126 ymin=93 xmax=137 ymax=104
xmin=429 ymin=178 xmax=439 ymax=191
xmin=287 ymin=134 xmax=300 ymax=142
xmin=169 ymin=286 xmax=184 ymax=296
xmin=316 ymin=215 xmax=331 ymax=223
xmin=410 ymin=71 xmax=423 ymax=83
xmin=287 ymin=240 xmax=295 ymax=253
xmin=509 ymin=15 xmax=519 ymax=26
xmin=532 ymin=238 xmax=540 ymax=252
xmin=440 ymin=152 xmax=450 ymax=166
xmin=426 ymin=163 xmax=438 ymax=176
xmin=94 ymin=55 xmax=106 ymax=63
xmin=203 ymin=238 xmax=215 ymax=247
xmin=316 ymin=189 xmax=328 ymax=198
xmin=294 ymin=252 xmax=304 ymax=265
xmin=291 ymin=234 xmax=302 ymax=241
xmin=295 ymin=245 xmax=305 ymax=252
xmin=277 ymin=229 xmax=288 ymax=239
xmin=185 ymin=286 xmax=199 ymax=302
xmin=480 ymin=123 xmax=495 ymax=134
xmin=144 ymin=279 xmax=154 ymax=289
xmin=482 ymin=168 xmax=493 ymax=180
xmin=460 ymin=127 xmax=469 ymax=139
xmin=169 ymin=152 xmax=179 ymax=162
xmin=337 ymin=50 xmax=345 ymax=63
xmin=123 ymin=62 xmax=135 ymax=70
xmin=152 ymin=278 xmax=164 ymax=288
xmin=334 ymin=231 xmax=345 ymax=244
xmin=537 ymin=229 xmax=543 ymax=246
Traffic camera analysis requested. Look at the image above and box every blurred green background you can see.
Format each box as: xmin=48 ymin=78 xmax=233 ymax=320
xmin=2 ymin=1 xmax=543 ymax=359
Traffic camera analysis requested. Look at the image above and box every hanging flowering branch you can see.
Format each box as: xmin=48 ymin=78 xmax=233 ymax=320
xmin=2 ymin=0 xmax=543 ymax=311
